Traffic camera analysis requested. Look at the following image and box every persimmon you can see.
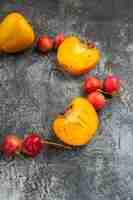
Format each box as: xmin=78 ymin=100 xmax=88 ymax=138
xmin=0 ymin=12 xmax=35 ymax=53
xmin=57 ymin=36 xmax=100 ymax=76
xmin=53 ymin=97 xmax=99 ymax=146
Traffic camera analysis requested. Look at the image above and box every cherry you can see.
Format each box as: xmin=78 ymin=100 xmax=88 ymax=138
xmin=37 ymin=36 xmax=53 ymax=53
xmin=84 ymin=76 xmax=101 ymax=94
xmin=1 ymin=134 xmax=22 ymax=157
xmin=87 ymin=91 xmax=107 ymax=110
xmin=103 ymin=73 xmax=121 ymax=95
xmin=23 ymin=133 xmax=44 ymax=158
xmin=54 ymin=33 xmax=65 ymax=49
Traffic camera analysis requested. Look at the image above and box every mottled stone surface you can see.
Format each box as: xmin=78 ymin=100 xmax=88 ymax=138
xmin=0 ymin=0 xmax=133 ymax=199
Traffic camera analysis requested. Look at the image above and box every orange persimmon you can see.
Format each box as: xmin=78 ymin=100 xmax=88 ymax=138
xmin=57 ymin=36 xmax=100 ymax=76
xmin=0 ymin=12 xmax=35 ymax=53
xmin=53 ymin=97 xmax=99 ymax=146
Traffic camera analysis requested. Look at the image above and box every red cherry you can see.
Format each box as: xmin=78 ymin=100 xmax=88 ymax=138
xmin=22 ymin=133 xmax=44 ymax=158
xmin=37 ymin=36 xmax=53 ymax=53
xmin=87 ymin=91 xmax=107 ymax=110
xmin=1 ymin=135 xmax=22 ymax=157
xmin=54 ymin=33 xmax=65 ymax=49
xmin=84 ymin=76 xmax=101 ymax=93
xmin=103 ymin=74 xmax=121 ymax=95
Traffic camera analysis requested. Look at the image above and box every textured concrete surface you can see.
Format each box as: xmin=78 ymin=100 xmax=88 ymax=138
xmin=0 ymin=0 xmax=133 ymax=199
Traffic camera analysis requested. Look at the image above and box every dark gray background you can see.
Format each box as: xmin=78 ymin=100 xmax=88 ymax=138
xmin=0 ymin=0 xmax=133 ymax=199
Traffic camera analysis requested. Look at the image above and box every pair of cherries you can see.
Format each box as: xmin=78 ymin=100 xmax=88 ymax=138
xmin=1 ymin=133 xmax=71 ymax=158
xmin=1 ymin=134 xmax=43 ymax=158
xmin=37 ymin=33 xmax=65 ymax=53
xmin=84 ymin=74 xmax=121 ymax=110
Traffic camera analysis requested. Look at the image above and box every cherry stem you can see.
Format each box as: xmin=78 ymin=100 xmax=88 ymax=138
xmin=98 ymin=89 xmax=121 ymax=98
xmin=43 ymin=140 xmax=72 ymax=149
xmin=15 ymin=152 xmax=27 ymax=160
xmin=108 ymin=67 xmax=112 ymax=74
xmin=98 ymin=89 xmax=112 ymax=95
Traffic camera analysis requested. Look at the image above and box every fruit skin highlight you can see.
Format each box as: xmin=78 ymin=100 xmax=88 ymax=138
xmin=53 ymin=97 xmax=99 ymax=146
xmin=0 ymin=12 xmax=35 ymax=53
xmin=1 ymin=134 xmax=22 ymax=157
xmin=57 ymin=36 xmax=100 ymax=76
xmin=103 ymin=73 xmax=121 ymax=95
xmin=87 ymin=91 xmax=107 ymax=110
xmin=84 ymin=76 xmax=101 ymax=93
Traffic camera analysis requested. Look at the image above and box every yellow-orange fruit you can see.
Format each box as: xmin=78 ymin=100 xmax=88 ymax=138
xmin=57 ymin=36 xmax=100 ymax=76
xmin=0 ymin=12 xmax=35 ymax=53
xmin=53 ymin=97 xmax=99 ymax=146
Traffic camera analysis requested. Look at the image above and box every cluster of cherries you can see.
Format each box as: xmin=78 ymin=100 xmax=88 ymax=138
xmin=37 ymin=32 xmax=65 ymax=53
xmin=1 ymin=133 xmax=71 ymax=159
xmin=84 ymin=74 xmax=121 ymax=110
xmin=1 ymin=134 xmax=43 ymax=158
